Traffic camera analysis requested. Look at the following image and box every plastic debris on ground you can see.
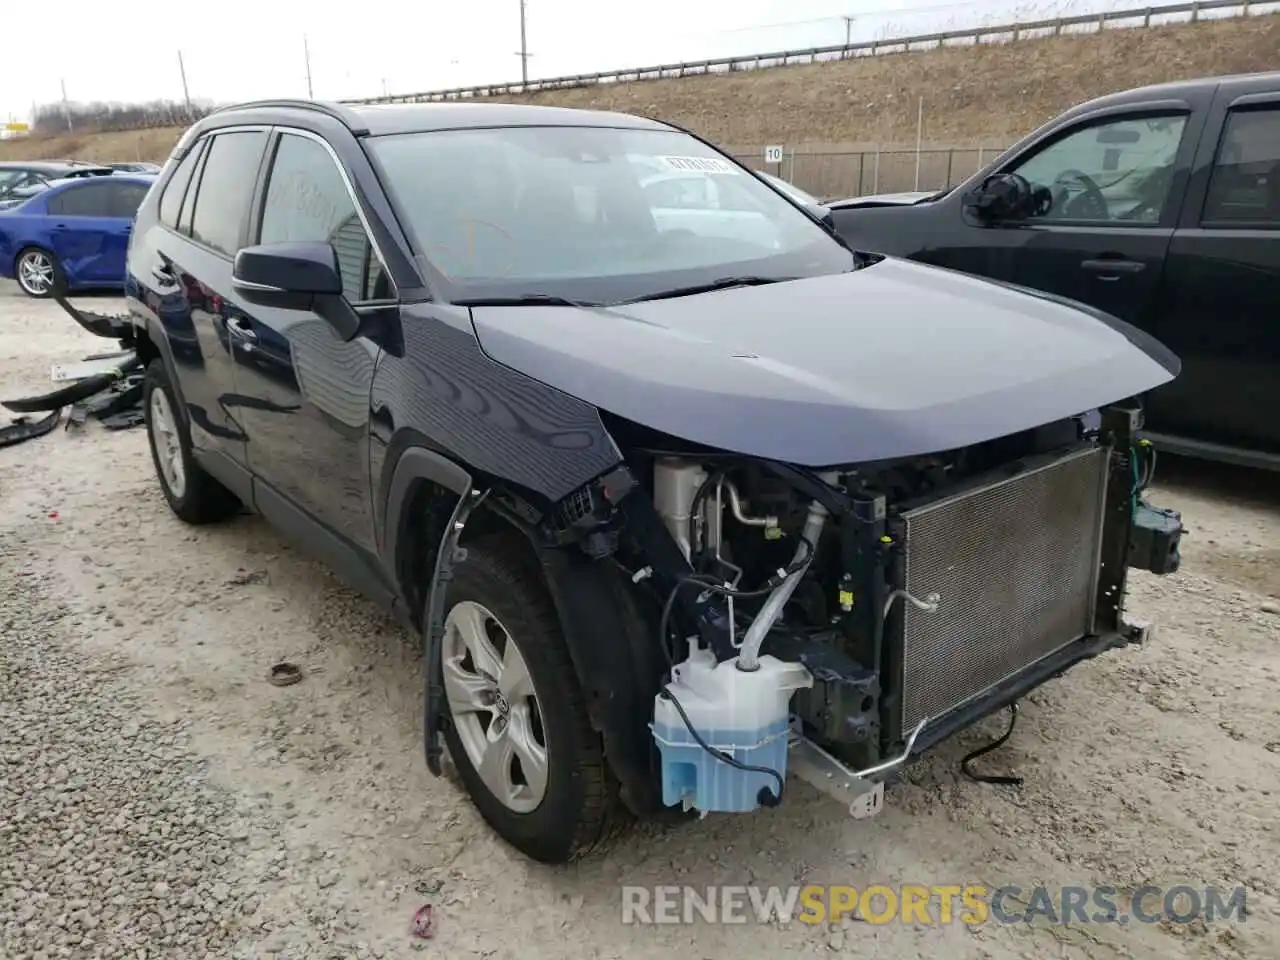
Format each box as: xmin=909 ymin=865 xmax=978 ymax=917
xmin=0 ymin=295 xmax=143 ymax=447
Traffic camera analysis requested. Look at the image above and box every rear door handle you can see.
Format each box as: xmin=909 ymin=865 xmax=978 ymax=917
xmin=1080 ymin=258 xmax=1146 ymax=279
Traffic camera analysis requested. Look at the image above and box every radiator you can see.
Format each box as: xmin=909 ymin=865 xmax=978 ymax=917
xmin=897 ymin=444 xmax=1111 ymax=731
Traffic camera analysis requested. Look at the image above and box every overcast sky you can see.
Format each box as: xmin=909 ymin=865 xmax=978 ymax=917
xmin=2 ymin=0 xmax=1139 ymax=123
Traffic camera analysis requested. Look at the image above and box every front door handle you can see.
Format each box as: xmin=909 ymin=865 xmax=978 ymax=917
xmin=226 ymin=317 xmax=258 ymax=342
xmin=1080 ymin=257 xmax=1146 ymax=279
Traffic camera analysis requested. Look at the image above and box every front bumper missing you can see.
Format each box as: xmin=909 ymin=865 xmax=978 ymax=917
xmin=793 ymin=618 xmax=1151 ymax=816
xmin=910 ymin=622 xmax=1147 ymax=758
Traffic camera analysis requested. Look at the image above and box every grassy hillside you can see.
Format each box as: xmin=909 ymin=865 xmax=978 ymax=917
xmin=3 ymin=13 xmax=1276 ymax=165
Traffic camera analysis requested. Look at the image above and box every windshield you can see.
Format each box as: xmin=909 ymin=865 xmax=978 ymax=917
xmin=366 ymin=125 xmax=854 ymax=302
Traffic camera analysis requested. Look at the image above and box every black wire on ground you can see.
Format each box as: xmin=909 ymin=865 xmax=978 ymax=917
xmin=960 ymin=702 xmax=1024 ymax=786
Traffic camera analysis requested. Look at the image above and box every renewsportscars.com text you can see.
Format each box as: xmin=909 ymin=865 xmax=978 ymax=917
xmin=620 ymin=884 xmax=1248 ymax=926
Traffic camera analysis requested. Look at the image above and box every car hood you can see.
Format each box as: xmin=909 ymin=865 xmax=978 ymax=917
xmin=468 ymin=257 xmax=1179 ymax=465
xmin=827 ymin=190 xmax=939 ymax=208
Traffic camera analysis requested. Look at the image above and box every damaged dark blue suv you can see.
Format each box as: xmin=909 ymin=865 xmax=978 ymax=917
xmin=125 ymin=99 xmax=1184 ymax=863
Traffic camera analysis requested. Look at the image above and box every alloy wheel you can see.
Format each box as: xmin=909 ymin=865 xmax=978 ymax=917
xmin=442 ymin=600 xmax=549 ymax=813
xmin=17 ymin=251 xmax=54 ymax=297
xmin=147 ymin=387 xmax=186 ymax=499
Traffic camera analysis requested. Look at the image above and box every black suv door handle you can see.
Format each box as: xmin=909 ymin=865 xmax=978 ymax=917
xmin=1080 ymin=257 xmax=1145 ymax=278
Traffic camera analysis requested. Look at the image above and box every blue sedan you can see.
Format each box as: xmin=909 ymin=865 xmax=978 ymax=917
xmin=0 ymin=173 xmax=155 ymax=298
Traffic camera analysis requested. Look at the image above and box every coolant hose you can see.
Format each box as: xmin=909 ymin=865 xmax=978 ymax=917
xmin=736 ymin=499 xmax=829 ymax=671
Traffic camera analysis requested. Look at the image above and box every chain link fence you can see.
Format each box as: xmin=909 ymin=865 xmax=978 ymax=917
xmin=731 ymin=146 xmax=1012 ymax=200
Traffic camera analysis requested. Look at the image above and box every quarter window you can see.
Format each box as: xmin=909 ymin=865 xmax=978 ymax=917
xmin=105 ymin=182 xmax=151 ymax=219
xmin=1008 ymin=114 xmax=1188 ymax=224
xmin=258 ymin=133 xmax=391 ymax=302
xmin=159 ymin=144 xmax=203 ymax=229
xmin=189 ymin=130 xmax=268 ymax=256
xmin=1203 ymin=106 xmax=1280 ymax=226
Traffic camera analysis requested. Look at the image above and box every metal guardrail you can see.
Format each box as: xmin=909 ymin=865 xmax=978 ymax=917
xmin=342 ymin=0 xmax=1274 ymax=106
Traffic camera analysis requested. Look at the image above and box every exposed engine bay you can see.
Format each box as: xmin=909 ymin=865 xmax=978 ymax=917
xmin=582 ymin=402 xmax=1181 ymax=816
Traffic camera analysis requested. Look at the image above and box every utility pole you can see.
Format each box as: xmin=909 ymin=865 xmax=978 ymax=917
xmin=842 ymin=15 xmax=855 ymax=49
xmin=303 ymin=35 xmax=314 ymax=98
xmin=516 ymin=0 xmax=530 ymax=85
xmin=59 ymin=79 xmax=72 ymax=133
xmin=177 ymin=50 xmax=191 ymax=117
xmin=914 ymin=96 xmax=924 ymax=191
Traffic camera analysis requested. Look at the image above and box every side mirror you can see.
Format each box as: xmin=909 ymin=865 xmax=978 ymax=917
xmin=962 ymin=172 xmax=1031 ymax=222
xmin=232 ymin=241 xmax=361 ymax=341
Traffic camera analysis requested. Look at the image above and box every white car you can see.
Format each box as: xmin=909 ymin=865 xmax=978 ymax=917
xmin=637 ymin=168 xmax=820 ymax=249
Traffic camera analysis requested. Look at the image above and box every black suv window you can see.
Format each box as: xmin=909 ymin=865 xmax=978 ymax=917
xmin=258 ymin=132 xmax=392 ymax=302
xmin=189 ymin=130 xmax=268 ymax=256
xmin=1009 ymin=114 xmax=1188 ymax=223
xmin=159 ymin=144 xmax=204 ymax=229
xmin=47 ymin=182 xmax=115 ymax=217
xmin=1203 ymin=106 xmax=1280 ymax=226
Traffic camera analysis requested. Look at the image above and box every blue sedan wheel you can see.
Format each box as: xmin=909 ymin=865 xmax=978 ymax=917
xmin=15 ymin=248 xmax=61 ymax=299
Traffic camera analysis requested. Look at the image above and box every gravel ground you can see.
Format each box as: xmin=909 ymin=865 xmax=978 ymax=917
xmin=1 ymin=281 xmax=1278 ymax=960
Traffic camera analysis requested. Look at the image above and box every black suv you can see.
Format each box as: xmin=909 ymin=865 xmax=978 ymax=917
xmin=126 ymin=99 xmax=1183 ymax=863
xmin=829 ymin=71 xmax=1280 ymax=471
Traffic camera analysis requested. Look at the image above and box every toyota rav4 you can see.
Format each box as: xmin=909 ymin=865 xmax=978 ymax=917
xmin=125 ymin=99 xmax=1184 ymax=864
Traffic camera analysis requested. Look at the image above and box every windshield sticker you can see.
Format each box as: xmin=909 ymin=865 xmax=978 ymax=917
xmin=658 ymin=155 xmax=740 ymax=175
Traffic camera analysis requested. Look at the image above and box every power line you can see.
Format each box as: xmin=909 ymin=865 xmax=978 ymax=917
xmin=710 ymin=0 xmax=1091 ymax=37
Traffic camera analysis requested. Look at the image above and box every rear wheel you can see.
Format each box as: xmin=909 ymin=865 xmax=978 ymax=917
xmin=143 ymin=359 xmax=241 ymax=524
xmin=14 ymin=247 xmax=63 ymax=299
xmin=438 ymin=533 xmax=628 ymax=863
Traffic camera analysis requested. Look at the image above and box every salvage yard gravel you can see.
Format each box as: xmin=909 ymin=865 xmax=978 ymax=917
xmin=0 ymin=573 xmax=252 ymax=959
xmin=2 ymin=284 xmax=1279 ymax=959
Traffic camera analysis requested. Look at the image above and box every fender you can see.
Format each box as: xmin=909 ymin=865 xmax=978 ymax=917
xmin=134 ymin=312 xmax=186 ymax=412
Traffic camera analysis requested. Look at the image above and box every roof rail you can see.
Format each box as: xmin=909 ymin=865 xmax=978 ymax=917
xmin=210 ymin=99 xmax=369 ymax=136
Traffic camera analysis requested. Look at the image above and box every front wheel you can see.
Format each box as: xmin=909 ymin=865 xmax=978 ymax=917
xmin=14 ymin=247 xmax=63 ymax=298
xmin=438 ymin=533 xmax=628 ymax=863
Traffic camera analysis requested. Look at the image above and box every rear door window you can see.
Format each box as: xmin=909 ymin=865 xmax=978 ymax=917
xmin=1203 ymin=106 xmax=1280 ymax=227
xmin=188 ymin=130 xmax=268 ymax=256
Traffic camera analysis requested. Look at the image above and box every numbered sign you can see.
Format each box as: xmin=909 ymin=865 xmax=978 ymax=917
xmin=764 ymin=145 xmax=784 ymax=164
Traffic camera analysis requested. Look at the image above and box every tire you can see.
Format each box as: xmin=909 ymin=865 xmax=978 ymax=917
xmin=14 ymin=247 xmax=64 ymax=299
xmin=438 ymin=533 xmax=628 ymax=863
xmin=143 ymin=359 xmax=242 ymax=524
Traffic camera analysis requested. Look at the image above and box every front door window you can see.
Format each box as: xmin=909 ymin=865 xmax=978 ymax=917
xmin=1009 ymin=114 xmax=1189 ymax=224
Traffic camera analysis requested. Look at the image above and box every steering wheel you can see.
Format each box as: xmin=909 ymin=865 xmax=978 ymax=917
xmin=1053 ymin=169 xmax=1108 ymax=220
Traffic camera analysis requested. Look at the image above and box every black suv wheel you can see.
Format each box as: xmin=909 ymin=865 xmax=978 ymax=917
xmin=143 ymin=359 xmax=242 ymax=524
xmin=438 ymin=534 xmax=627 ymax=863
